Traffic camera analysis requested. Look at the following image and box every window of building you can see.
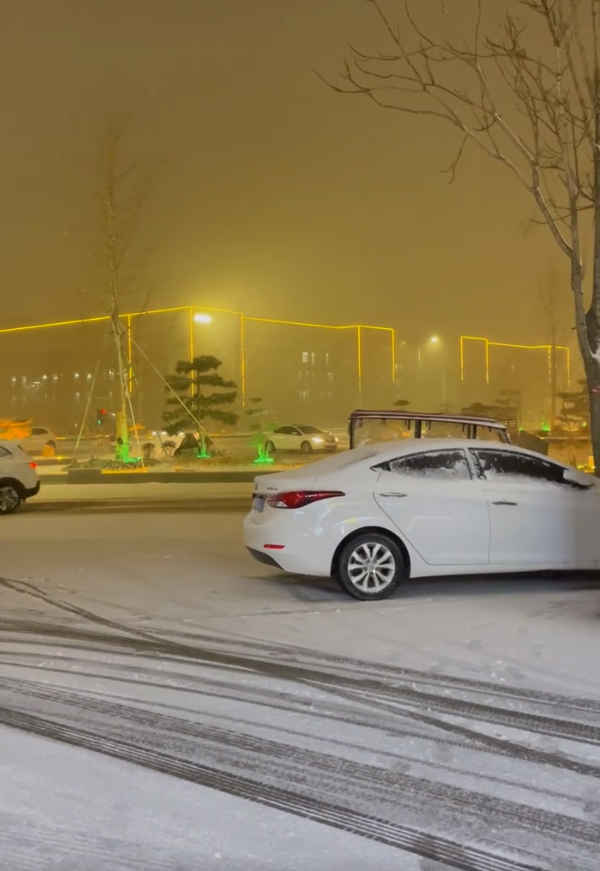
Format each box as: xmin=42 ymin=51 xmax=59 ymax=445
xmin=301 ymin=351 xmax=309 ymax=363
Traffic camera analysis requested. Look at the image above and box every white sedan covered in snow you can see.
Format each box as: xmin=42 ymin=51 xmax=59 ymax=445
xmin=244 ymin=438 xmax=600 ymax=600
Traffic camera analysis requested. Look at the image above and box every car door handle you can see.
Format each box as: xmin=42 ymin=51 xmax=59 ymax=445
xmin=380 ymin=492 xmax=407 ymax=498
xmin=492 ymin=500 xmax=518 ymax=506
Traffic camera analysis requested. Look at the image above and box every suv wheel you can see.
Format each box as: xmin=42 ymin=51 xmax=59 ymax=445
xmin=337 ymin=532 xmax=405 ymax=600
xmin=0 ymin=484 xmax=22 ymax=515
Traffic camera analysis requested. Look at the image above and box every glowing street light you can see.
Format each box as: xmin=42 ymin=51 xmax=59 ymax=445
xmin=417 ymin=335 xmax=446 ymax=405
xmin=194 ymin=313 xmax=212 ymax=324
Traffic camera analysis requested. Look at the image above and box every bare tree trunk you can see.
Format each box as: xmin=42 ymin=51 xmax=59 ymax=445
xmin=101 ymin=117 xmax=135 ymax=462
xmin=111 ymin=308 xmax=130 ymax=462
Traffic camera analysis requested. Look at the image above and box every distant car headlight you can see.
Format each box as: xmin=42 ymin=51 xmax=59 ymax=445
xmin=312 ymin=437 xmax=324 ymax=443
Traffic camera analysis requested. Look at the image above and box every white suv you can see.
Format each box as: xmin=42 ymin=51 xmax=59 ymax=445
xmin=18 ymin=426 xmax=57 ymax=455
xmin=0 ymin=441 xmax=40 ymax=514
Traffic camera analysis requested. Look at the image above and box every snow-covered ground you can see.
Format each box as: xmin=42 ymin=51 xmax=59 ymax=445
xmin=33 ymin=481 xmax=254 ymax=501
xmin=1 ymin=510 xmax=600 ymax=870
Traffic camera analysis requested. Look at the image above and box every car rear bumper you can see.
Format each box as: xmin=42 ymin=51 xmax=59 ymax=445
xmin=243 ymin=513 xmax=332 ymax=576
xmin=246 ymin=547 xmax=282 ymax=568
xmin=23 ymin=481 xmax=40 ymax=499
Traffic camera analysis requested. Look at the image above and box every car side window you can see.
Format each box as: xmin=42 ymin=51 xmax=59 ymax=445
xmin=30 ymin=427 xmax=46 ymax=435
xmin=383 ymin=449 xmax=472 ymax=480
xmin=471 ymin=449 xmax=567 ymax=485
xmin=274 ymin=426 xmax=290 ymax=435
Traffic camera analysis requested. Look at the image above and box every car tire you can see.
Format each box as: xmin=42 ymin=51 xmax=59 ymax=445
xmin=300 ymin=441 xmax=312 ymax=454
xmin=264 ymin=440 xmax=276 ymax=454
xmin=336 ymin=532 xmax=405 ymax=601
xmin=0 ymin=484 xmax=22 ymax=515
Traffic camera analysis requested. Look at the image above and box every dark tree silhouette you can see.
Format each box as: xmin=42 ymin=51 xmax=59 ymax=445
xmin=163 ymin=356 xmax=238 ymax=435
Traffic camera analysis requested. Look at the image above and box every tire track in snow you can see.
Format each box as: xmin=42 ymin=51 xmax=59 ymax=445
xmin=2 ymin=652 xmax=600 ymax=784
xmin=2 ymin=584 xmax=600 ymax=750
xmin=0 ymin=705 xmax=561 ymax=871
xmin=1 ymin=681 xmax=599 ymax=851
xmin=4 ymin=581 xmax=600 ymax=789
xmin=3 ymin=577 xmax=600 ymax=717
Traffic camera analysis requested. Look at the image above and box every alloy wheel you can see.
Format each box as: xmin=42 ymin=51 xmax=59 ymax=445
xmin=347 ymin=541 xmax=396 ymax=593
xmin=0 ymin=486 xmax=20 ymax=514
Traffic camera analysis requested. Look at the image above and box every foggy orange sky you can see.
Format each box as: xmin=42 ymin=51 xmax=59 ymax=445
xmin=0 ymin=0 xmax=567 ymax=346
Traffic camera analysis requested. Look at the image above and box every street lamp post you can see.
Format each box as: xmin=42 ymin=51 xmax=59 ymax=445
xmin=417 ymin=336 xmax=443 ymax=405
xmin=190 ymin=313 xmax=212 ymax=402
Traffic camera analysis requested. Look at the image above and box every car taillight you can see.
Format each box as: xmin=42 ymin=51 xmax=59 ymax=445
xmin=29 ymin=462 xmax=37 ymax=469
xmin=266 ymin=490 xmax=344 ymax=509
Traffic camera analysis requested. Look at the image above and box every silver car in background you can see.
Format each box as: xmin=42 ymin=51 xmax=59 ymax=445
xmin=265 ymin=425 xmax=338 ymax=454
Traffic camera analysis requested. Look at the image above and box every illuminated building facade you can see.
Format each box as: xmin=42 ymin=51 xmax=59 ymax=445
xmin=0 ymin=307 xmax=396 ymax=432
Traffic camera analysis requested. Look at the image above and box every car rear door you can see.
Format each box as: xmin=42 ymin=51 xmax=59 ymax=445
xmin=373 ymin=448 xmax=490 ymax=566
xmin=271 ymin=426 xmax=294 ymax=450
xmin=469 ymin=448 xmax=595 ymax=568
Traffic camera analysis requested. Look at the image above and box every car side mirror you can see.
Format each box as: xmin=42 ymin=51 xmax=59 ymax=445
xmin=563 ymin=471 xmax=592 ymax=490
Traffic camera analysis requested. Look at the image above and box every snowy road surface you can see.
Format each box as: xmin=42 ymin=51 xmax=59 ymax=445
xmin=26 ymin=482 xmax=253 ymax=514
xmin=1 ymin=511 xmax=600 ymax=870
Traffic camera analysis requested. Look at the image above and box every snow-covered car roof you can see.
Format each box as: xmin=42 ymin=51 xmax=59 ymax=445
xmin=306 ymin=438 xmax=581 ymax=475
xmin=355 ymin=437 xmax=570 ymax=466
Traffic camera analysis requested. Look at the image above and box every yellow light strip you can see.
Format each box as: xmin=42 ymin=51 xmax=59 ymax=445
xmin=243 ymin=316 xmax=349 ymax=331
xmin=0 ymin=315 xmax=111 ymax=334
xmin=357 ymin=326 xmax=362 ymax=403
xmin=461 ymin=335 xmax=572 ymax=387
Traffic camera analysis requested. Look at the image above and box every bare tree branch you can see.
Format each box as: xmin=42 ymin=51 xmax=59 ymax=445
xmin=326 ymin=0 xmax=600 ymax=468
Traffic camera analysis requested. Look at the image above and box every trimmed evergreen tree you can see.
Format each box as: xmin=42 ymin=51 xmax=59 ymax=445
xmin=163 ymin=356 xmax=238 ymax=448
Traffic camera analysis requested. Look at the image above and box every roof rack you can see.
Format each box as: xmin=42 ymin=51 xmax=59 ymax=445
xmin=348 ymin=409 xmax=509 ymax=448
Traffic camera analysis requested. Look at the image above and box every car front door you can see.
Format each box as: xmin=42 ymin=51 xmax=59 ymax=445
xmin=287 ymin=427 xmax=304 ymax=451
xmin=469 ymin=448 xmax=595 ymax=568
xmin=373 ymin=448 xmax=490 ymax=567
